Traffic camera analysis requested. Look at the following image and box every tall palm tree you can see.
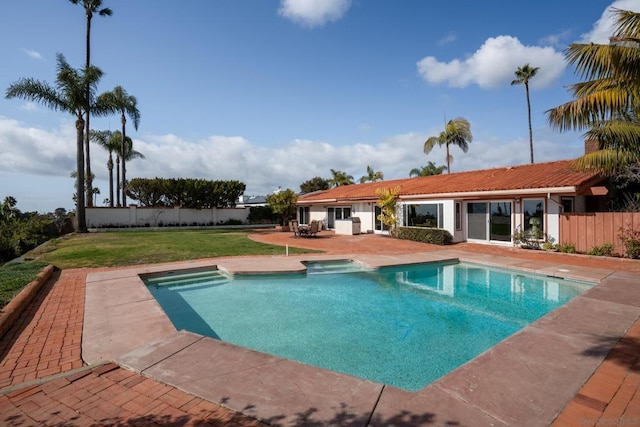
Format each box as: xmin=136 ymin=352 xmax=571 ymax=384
xmin=359 ymin=165 xmax=384 ymax=183
xmin=409 ymin=161 xmax=447 ymax=177
xmin=99 ymin=86 xmax=140 ymax=206
xmin=511 ymin=63 xmax=539 ymax=164
xmin=6 ymin=53 xmax=111 ymax=232
xmin=328 ymin=169 xmax=355 ymax=187
xmin=69 ymin=0 xmax=112 ymax=207
xmin=113 ymin=131 xmax=144 ymax=205
xmin=423 ymin=117 xmax=473 ymax=174
xmin=547 ymin=8 xmax=640 ymax=175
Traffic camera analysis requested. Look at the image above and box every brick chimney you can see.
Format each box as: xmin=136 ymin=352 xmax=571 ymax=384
xmin=585 ymin=138 xmax=600 ymax=154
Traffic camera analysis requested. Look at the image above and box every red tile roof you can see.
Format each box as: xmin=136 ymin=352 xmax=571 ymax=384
xmin=298 ymin=160 xmax=605 ymax=204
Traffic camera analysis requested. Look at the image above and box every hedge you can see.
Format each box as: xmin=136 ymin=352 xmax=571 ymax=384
xmin=396 ymin=226 xmax=453 ymax=245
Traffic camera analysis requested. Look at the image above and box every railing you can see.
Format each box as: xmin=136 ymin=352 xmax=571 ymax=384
xmin=559 ymin=212 xmax=640 ymax=255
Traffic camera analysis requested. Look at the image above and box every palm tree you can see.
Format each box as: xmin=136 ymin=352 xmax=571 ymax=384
xmin=91 ymin=129 xmax=144 ymax=207
xmin=423 ymin=117 xmax=473 ymax=174
xmin=99 ymin=86 xmax=140 ymax=206
xmin=359 ymin=165 xmax=384 ymax=183
xmin=69 ymin=0 xmax=113 ymax=207
xmin=90 ymin=130 xmax=117 ymax=206
xmin=6 ymin=53 xmax=111 ymax=232
xmin=547 ymin=8 xmax=640 ymax=175
xmin=409 ymin=161 xmax=447 ymax=177
xmin=328 ymin=169 xmax=355 ymax=187
xmin=511 ymin=64 xmax=539 ymax=164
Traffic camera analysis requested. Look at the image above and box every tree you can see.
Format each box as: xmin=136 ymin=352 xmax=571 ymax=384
xmin=328 ymin=169 xmax=355 ymax=187
xmin=0 ymin=196 xmax=19 ymax=224
xmin=359 ymin=165 xmax=384 ymax=183
xmin=266 ymin=189 xmax=298 ymax=226
xmin=91 ymin=130 xmax=135 ymax=207
xmin=6 ymin=53 xmax=111 ymax=232
xmin=423 ymin=117 xmax=473 ymax=174
xmin=547 ymin=8 xmax=640 ymax=175
xmin=409 ymin=161 xmax=447 ymax=177
xmin=375 ymin=186 xmax=401 ymax=237
xmin=90 ymin=130 xmax=117 ymax=206
xmin=69 ymin=0 xmax=113 ymax=207
xmin=99 ymin=86 xmax=140 ymax=207
xmin=511 ymin=64 xmax=539 ymax=164
xmin=300 ymin=176 xmax=330 ymax=194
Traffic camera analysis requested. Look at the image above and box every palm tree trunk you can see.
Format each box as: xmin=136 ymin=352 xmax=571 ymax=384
xmin=107 ymin=153 xmax=114 ymax=207
xmin=446 ymin=144 xmax=451 ymax=174
xmin=84 ymin=12 xmax=93 ymax=206
xmin=76 ymin=118 xmax=87 ymax=232
xmin=121 ymin=113 xmax=127 ymax=207
xmin=526 ymin=82 xmax=534 ymax=163
xmin=116 ymin=156 xmax=121 ymax=207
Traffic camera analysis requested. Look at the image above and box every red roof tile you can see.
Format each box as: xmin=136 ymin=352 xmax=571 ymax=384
xmin=298 ymin=160 xmax=605 ymax=203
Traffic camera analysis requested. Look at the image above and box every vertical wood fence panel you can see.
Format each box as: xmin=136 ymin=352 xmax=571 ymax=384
xmin=559 ymin=212 xmax=640 ymax=255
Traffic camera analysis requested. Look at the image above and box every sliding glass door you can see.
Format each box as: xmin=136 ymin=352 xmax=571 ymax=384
xmin=467 ymin=201 xmax=512 ymax=242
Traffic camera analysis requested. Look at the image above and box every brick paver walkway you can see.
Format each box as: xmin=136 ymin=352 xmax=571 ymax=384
xmin=0 ymin=230 xmax=638 ymax=426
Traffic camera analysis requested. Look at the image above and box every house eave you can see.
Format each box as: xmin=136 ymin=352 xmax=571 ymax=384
xmin=399 ymin=186 xmax=579 ymax=201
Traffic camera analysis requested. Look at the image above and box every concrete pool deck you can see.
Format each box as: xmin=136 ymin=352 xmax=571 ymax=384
xmin=81 ymin=248 xmax=640 ymax=426
xmin=1 ymin=231 xmax=639 ymax=426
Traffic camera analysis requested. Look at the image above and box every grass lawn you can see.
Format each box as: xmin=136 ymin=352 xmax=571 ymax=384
xmin=0 ymin=229 xmax=316 ymax=304
xmin=34 ymin=229 xmax=316 ymax=269
xmin=0 ymin=261 xmax=49 ymax=308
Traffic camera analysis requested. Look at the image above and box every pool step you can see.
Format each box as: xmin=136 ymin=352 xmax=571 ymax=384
xmin=144 ymin=270 xmax=230 ymax=288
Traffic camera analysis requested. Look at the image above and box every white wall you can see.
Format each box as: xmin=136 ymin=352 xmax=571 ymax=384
xmin=86 ymin=206 xmax=248 ymax=228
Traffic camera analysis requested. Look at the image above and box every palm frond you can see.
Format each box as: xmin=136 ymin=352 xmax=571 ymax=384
xmin=571 ymin=149 xmax=639 ymax=175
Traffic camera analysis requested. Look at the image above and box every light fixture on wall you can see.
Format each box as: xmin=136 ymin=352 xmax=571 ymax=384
xmin=514 ymin=198 xmax=521 ymax=204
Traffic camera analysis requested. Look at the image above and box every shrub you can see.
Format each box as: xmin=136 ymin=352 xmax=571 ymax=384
xmin=396 ymin=227 xmax=452 ymax=245
xmin=587 ymin=243 xmax=617 ymax=257
xmin=556 ymin=242 xmax=576 ymax=254
xmin=619 ymin=227 xmax=640 ymax=259
xmin=222 ymin=219 xmax=243 ymax=226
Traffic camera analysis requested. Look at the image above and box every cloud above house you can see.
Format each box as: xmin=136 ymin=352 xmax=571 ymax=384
xmin=278 ymin=0 xmax=352 ymax=27
xmin=579 ymin=0 xmax=640 ymax=43
xmin=0 ymin=116 xmax=583 ymax=210
xmin=416 ymin=35 xmax=566 ymax=89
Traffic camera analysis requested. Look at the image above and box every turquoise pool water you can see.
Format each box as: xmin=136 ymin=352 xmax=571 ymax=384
xmin=143 ymin=261 xmax=591 ymax=391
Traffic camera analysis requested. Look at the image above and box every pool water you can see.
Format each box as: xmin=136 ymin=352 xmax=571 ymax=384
xmin=143 ymin=261 xmax=591 ymax=391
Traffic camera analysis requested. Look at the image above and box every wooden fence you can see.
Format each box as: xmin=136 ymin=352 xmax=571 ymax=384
xmin=559 ymin=212 xmax=640 ymax=255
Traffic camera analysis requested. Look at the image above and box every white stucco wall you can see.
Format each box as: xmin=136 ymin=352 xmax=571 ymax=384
xmin=86 ymin=206 xmax=248 ymax=228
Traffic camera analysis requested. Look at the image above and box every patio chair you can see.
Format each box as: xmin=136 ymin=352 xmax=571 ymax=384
xmin=290 ymin=220 xmax=300 ymax=238
xmin=302 ymin=220 xmax=320 ymax=238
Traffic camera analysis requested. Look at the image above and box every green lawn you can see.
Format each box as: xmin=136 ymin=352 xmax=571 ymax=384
xmin=0 ymin=261 xmax=49 ymax=308
xmin=0 ymin=229 xmax=316 ymax=305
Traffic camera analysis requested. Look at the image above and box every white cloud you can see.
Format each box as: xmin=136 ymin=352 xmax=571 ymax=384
xmin=0 ymin=118 xmax=584 ymax=212
xmin=580 ymin=0 xmax=640 ymax=43
xmin=19 ymin=102 xmax=38 ymax=112
xmin=538 ymin=29 xmax=572 ymax=48
xmin=278 ymin=0 xmax=352 ymax=27
xmin=438 ymin=32 xmax=457 ymax=45
xmin=21 ymin=48 xmax=43 ymax=60
xmin=417 ymin=35 xmax=566 ymax=89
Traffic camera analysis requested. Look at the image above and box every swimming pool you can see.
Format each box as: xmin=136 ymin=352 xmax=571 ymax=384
xmin=143 ymin=261 xmax=591 ymax=391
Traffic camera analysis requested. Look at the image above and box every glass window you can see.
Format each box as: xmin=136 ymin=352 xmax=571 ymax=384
xmin=523 ymin=199 xmax=544 ymax=239
xmin=404 ymin=203 xmax=443 ymax=228
xmin=561 ymin=197 xmax=574 ymax=213
xmin=455 ymin=202 xmax=462 ymax=231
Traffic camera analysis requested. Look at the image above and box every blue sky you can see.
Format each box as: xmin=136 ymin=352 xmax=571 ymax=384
xmin=1 ymin=0 xmax=639 ymax=212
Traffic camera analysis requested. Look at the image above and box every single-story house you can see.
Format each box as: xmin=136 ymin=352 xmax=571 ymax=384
xmin=296 ymin=159 xmax=608 ymax=245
